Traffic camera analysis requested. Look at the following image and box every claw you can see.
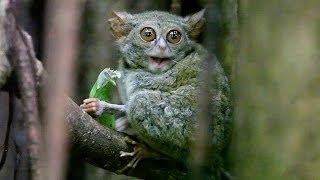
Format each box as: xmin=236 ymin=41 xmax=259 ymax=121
xmin=123 ymin=136 xmax=137 ymax=144
xmin=120 ymin=151 xmax=136 ymax=157
xmin=131 ymin=157 xmax=142 ymax=168
xmin=117 ymin=154 xmax=142 ymax=173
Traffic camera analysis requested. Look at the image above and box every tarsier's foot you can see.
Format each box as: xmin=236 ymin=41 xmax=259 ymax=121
xmin=117 ymin=136 xmax=168 ymax=174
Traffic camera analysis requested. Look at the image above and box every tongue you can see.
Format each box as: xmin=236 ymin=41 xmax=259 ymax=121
xmin=153 ymin=58 xmax=163 ymax=64
xmin=150 ymin=57 xmax=170 ymax=70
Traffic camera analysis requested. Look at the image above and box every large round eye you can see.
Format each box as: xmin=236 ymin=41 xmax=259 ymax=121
xmin=166 ymin=30 xmax=182 ymax=44
xmin=140 ymin=27 xmax=156 ymax=42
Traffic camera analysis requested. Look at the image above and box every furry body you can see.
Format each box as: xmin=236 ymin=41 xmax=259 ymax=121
xmin=114 ymin=11 xmax=232 ymax=163
xmin=82 ymin=10 xmax=232 ymax=174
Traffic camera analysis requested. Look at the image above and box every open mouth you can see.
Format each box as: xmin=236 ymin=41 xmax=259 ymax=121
xmin=149 ymin=56 xmax=170 ymax=70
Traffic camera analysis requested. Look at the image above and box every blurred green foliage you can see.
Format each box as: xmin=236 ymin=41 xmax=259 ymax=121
xmin=230 ymin=0 xmax=320 ymax=179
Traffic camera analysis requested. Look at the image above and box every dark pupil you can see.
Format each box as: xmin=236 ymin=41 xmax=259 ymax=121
xmin=170 ymin=31 xmax=178 ymax=39
xmin=145 ymin=29 xmax=152 ymax=37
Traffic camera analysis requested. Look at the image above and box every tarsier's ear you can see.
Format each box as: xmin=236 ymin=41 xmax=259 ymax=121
xmin=185 ymin=9 xmax=205 ymax=38
xmin=108 ymin=11 xmax=133 ymax=38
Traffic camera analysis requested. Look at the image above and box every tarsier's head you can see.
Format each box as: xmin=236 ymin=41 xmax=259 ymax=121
xmin=108 ymin=10 xmax=205 ymax=73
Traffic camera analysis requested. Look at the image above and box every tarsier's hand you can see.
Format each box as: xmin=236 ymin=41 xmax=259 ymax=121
xmin=80 ymin=98 xmax=126 ymax=117
xmin=80 ymin=98 xmax=104 ymax=117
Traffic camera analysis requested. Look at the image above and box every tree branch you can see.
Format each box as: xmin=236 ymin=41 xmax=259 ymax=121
xmin=65 ymin=98 xmax=187 ymax=179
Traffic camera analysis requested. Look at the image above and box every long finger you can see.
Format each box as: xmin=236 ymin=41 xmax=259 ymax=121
xmin=83 ymin=106 xmax=98 ymax=113
xmin=83 ymin=98 xmax=98 ymax=104
xmin=81 ymin=102 xmax=99 ymax=109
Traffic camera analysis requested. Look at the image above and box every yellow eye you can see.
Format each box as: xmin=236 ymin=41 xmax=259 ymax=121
xmin=166 ymin=30 xmax=181 ymax=44
xmin=140 ymin=27 xmax=156 ymax=42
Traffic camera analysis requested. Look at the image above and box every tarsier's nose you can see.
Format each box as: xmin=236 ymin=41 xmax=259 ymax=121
xmin=158 ymin=36 xmax=167 ymax=52
xmin=147 ymin=36 xmax=172 ymax=58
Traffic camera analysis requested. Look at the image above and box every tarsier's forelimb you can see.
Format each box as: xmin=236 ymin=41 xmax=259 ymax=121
xmin=80 ymin=98 xmax=125 ymax=116
xmin=81 ymin=98 xmax=168 ymax=172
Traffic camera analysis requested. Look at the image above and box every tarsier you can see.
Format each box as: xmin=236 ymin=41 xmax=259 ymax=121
xmin=81 ymin=10 xmax=232 ymax=177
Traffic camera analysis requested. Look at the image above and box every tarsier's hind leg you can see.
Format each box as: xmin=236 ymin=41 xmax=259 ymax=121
xmin=117 ymin=137 xmax=141 ymax=174
xmin=117 ymin=136 xmax=169 ymax=174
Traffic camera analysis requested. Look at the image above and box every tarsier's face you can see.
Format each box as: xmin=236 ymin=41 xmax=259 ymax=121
xmin=129 ymin=18 xmax=190 ymax=73
xmin=108 ymin=10 xmax=205 ymax=73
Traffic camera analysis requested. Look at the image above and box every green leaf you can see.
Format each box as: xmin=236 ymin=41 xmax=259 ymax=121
xmin=89 ymin=82 xmax=98 ymax=98
xmin=90 ymin=82 xmax=113 ymax=101
xmin=97 ymin=114 xmax=115 ymax=128
xmin=96 ymin=68 xmax=121 ymax=89
xmin=88 ymin=68 xmax=121 ymax=128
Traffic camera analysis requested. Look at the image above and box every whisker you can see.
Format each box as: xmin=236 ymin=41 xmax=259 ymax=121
xmin=171 ymin=60 xmax=190 ymax=68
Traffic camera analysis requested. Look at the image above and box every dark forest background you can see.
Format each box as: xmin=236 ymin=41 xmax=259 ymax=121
xmin=1 ymin=0 xmax=320 ymax=179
